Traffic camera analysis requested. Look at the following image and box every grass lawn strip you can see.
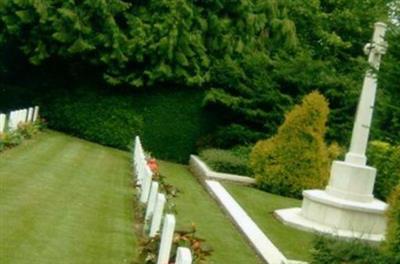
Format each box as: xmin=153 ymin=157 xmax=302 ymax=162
xmin=223 ymin=182 xmax=314 ymax=262
xmin=205 ymin=180 xmax=288 ymax=264
xmin=0 ymin=130 xmax=137 ymax=264
xmin=159 ymin=160 xmax=264 ymax=264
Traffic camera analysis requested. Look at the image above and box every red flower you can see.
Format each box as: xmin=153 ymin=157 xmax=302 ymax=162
xmin=147 ymin=158 xmax=159 ymax=173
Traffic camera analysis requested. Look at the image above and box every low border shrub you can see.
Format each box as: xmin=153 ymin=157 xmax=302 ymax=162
xmin=199 ymin=147 xmax=252 ymax=176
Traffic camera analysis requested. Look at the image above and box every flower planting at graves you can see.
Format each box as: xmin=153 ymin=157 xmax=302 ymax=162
xmin=133 ymin=139 xmax=212 ymax=264
xmin=0 ymin=118 xmax=44 ymax=153
xmin=136 ymin=224 xmax=212 ymax=264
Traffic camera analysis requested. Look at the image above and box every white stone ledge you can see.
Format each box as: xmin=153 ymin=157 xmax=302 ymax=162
xmin=275 ymin=208 xmax=385 ymax=242
xmin=303 ymin=190 xmax=387 ymax=214
xmin=205 ymin=180 xmax=306 ymax=264
xmin=189 ymin=155 xmax=256 ymax=185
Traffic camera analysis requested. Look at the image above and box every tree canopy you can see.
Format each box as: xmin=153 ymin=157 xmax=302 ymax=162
xmin=0 ymin=0 xmax=397 ymax=146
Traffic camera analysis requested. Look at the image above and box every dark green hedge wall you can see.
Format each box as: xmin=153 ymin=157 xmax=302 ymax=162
xmin=41 ymin=88 xmax=214 ymax=163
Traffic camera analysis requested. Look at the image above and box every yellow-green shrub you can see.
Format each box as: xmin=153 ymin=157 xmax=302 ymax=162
xmin=384 ymin=185 xmax=400 ymax=260
xmin=250 ymin=91 xmax=330 ymax=198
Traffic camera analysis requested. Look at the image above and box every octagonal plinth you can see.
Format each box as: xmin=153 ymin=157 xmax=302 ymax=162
xmin=275 ymin=189 xmax=387 ymax=242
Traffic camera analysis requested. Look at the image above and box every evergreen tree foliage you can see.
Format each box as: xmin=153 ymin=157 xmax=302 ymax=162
xmin=250 ymin=91 xmax=330 ymax=198
xmin=0 ymin=0 xmax=395 ymax=147
xmin=376 ymin=1 xmax=400 ymax=144
xmin=367 ymin=141 xmax=400 ymax=201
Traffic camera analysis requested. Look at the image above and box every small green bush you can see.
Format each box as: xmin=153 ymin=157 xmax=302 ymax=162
xmin=367 ymin=141 xmax=400 ymax=201
xmin=383 ymin=185 xmax=400 ymax=261
xmin=212 ymin=124 xmax=264 ymax=149
xmin=250 ymin=91 xmax=330 ymax=198
xmin=200 ymin=148 xmax=252 ymax=176
xmin=311 ymin=236 xmax=395 ymax=264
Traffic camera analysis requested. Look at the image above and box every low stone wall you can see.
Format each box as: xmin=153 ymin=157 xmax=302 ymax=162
xmin=189 ymin=155 xmax=256 ymax=185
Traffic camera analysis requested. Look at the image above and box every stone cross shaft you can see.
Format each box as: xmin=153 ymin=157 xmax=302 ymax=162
xmin=345 ymin=22 xmax=387 ymax=166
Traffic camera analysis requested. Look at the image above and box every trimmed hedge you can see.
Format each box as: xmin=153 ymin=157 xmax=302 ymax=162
xmin=42 ymin=89 xmax=214 ymax=163
xmin=199 ymin=147 xmax=252 ymax=176
xmin=43 ymin=93 xmax=143 ymax=150
xmin=311 ymin=236 xmax=395 ymax=264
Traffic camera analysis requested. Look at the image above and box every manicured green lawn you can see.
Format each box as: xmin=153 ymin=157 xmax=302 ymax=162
xmin=223 ymin=182 xmax=315 ymax=261
xmin=0 ymin=130 xmax=137 ymax=264
xmin=159 ymin=161 xmax=263 ymax=264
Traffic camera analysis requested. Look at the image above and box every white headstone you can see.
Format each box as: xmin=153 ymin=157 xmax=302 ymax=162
xmin=156 ymin=214 xmax=176 ymax=264
xmin=134 ymin=136 xmax=142 ymax=160
xmin=18 ymin=110 xmax=24 ymax=126
xmin=135 ymin=152 xmax=146 ymax=185
xmin=15 ymin=110 xmax=21 ymax=127
xmin=175 ymin=247 xmax=192 ymax=264
xmin=22 ymin=109 xmax=28 ymax=123
xmin=27 ymin=107 xmax=34 ymax=122
xmin=145 ymin=181 xmax=159 ymax=222
xmin=140 ymin=166 xmax=153 ymax=203
xmin=0 ymin=114 xmax=6 ymax=133
xmin=149 ymin=193 xmax=166 ymax=237
xmin=33 ymin=106 xmax=39 ymax=122
xmin=8 ymin=111 xmax=16 ymax=130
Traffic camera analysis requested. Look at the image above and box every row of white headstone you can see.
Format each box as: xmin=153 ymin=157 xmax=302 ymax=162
xmin=133 ymin=136 xmax=192 ymax=264
xmin=0 ymin=106 xmax=40 ymax=133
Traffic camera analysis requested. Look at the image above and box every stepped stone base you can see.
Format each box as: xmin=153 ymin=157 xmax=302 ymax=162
xmin=275 ymin=190 xmax=387 ymax=242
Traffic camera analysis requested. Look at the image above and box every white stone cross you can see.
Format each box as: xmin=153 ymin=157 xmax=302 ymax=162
xmin=156 ymin=214 xmax=176 ymax=264
xmin=175 ymin=247 xmax=192 ymax=264
xmin=149 ymin=193 xmax=166 ymax=237
xmin=0 ymin=114 xmax=6 ymax=133
xmin=345 ymin=22 xmax=387 ymax=166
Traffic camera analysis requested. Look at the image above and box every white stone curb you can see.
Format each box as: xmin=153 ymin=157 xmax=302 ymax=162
xmin=190 ymin=155 xmax=256 ymax=185
xmin=205 ymin=180 xmax=307 ymax=264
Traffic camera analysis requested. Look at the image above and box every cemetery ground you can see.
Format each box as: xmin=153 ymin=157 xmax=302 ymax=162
xmin=1 ymin=130 xmax=268 ymax=263
xmin=223 ymin=182 xmax=314 ymax=262
xmin=0 ymin=130 xmax=137 ymax=264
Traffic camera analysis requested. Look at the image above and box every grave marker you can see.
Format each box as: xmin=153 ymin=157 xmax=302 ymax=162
xmin=156 ymin=214 xmax=176 ymax=264
xmin=33 ymin=106 xmax=39 ymax=122
xmin=175 ymin=247 xmax=192 ymax=264
xmin=145 ymin=181 xmax=159 ymax=222
xmin=149 ymin=193 xmax=166 ymax=237
xmin=140 ymin=166 xmax=153 ymax=203
xmin=28 ymin=107 xmax=34 ymax=122
xmin=0 ymin=114 xmax=6 ymax=133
